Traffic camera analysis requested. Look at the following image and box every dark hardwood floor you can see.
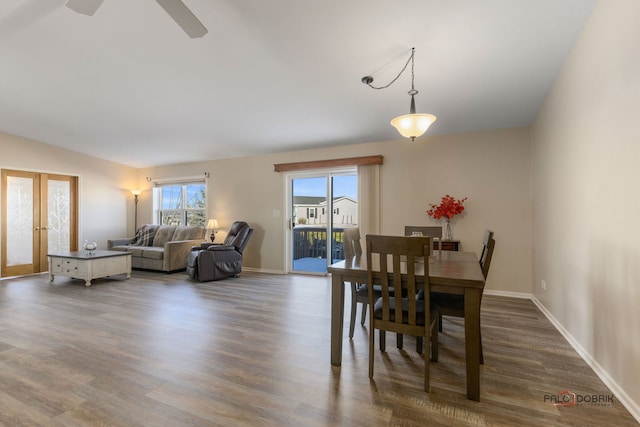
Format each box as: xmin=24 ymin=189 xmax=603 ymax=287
xmin=0 ymin=270 xmax=636 ymax=426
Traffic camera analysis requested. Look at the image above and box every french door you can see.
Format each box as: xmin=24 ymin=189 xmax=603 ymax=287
xmin=1 ymin=170 xmax=78 ymax=277
xmin=287 ymin=169 xmax=357 ymax=274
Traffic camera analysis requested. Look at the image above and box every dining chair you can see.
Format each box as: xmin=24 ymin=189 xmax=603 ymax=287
xmin=347 ymin=229 xmax=407 ymax=348
xmin=366 ymin=234 xmax=439 ymax=392
xmin=404 ymin=225 xmax=442 ymax=252
xmin=344 ymin=228 xmax=367 ymax=338
xmin=432 ymin=229 xmax=495 ymax=364
xmin=397 ymin=225 xmax=444 ymax=352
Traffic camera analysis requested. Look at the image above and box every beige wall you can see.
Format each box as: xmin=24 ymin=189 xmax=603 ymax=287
xmin=139 ymin=126 xmax=532 ymax=292
xmin=532 ymin=0 xmax=640 ymax=415
xmin=0 ymin=132 xmax=137 ymax=257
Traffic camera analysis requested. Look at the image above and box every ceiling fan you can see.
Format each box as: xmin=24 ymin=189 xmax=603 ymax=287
xmin=65 ymin=0 xmax=208 ymax=38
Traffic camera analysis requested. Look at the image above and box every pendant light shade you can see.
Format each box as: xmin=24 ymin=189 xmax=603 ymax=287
xmin=390 ymin=113 xmax=437 ymax=141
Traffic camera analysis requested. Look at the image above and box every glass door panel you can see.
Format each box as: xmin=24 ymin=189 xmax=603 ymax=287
xmin=291 ymin=176 xmax=327 ymax=273
xmin=47 ymin=179 xmax=71 ymax=254
xmin=330 ymin=174 xmax=358 ymax=263
xmin=6 ymin=176 xmax=35 ymax=267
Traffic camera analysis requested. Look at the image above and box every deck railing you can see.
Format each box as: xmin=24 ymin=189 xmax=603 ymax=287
xmin=292 ymin=226 xmax=346 ymax=261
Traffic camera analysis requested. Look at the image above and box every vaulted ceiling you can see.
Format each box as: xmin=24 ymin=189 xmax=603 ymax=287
xmin=0 ymin=0 xmax=596 ymax=167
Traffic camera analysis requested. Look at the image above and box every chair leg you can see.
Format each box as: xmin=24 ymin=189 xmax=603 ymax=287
xmin=431 ymin=316 xmax=439 ymax=362
xmin=397 ymin=333 xmax=403 ymax=349
xmin=479 ymin=327 xmax=484 ymax=365
xmin=360 ymin=302 xmax=367 ymax=325
xmin=348 ymin=284 xmax=357 ymax=339
xmin=438 ymin=313 xmax=443 ymax=332
xmin=424 ymin=332 xmax=431 ymax=392
xmin=416 ymin=337 xmax=423 ymax=354
xmin=369 ymin=324 xmax=375 ymax=379
xmin=379 ymin=330 xmax=386 ymax=351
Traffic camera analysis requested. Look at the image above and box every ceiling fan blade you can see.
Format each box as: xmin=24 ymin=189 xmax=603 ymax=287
xmin=155 ymin=0 xmax=208 ymax=38
xmin=65 ymin=0 xmax=104 ymax=16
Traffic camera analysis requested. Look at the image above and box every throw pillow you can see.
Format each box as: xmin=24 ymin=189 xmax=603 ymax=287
xmin=133 ymin=224 xmax=159 ymax=246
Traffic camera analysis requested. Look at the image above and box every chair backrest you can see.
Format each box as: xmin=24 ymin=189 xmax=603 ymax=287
xmin=343 ymin=228 xmax=362 ymax=258
xmin=366 ymin=235 xmax=431 ymax=329
xmin=404 ymin=226 xmax=442 ymax=239
xmin=479 ymin=229 xmax=495 ymax=279
xmin=223 ymin=221 xmax=253 ymax=253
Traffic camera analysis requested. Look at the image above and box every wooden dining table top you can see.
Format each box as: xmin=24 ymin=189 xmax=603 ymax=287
xmin=328 ymin=250 xmax=485 ymax=291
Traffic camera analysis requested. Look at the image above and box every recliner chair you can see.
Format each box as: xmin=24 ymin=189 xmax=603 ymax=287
xmin=187 ymin=221 xmax=253 ymax=281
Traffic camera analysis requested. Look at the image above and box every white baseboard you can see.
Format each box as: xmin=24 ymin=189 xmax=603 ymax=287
xmin=242 ymin=267 xmax=285 ymax=275
xmin=484 ymin=289 xmax=533 ymax=299
xmin=489 ymin=292 xmax=640 ymax=423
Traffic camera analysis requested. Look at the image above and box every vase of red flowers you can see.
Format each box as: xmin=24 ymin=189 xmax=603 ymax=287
xmin=426 ymin=195 xmax=467 ymax=241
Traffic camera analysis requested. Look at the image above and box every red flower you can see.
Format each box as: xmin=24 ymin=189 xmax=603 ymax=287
xmin=427 ymin=195 xmax=467 ymax=220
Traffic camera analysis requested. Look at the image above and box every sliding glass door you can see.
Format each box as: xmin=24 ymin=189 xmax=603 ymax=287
xmin=287 ymin=169 xmax=357 ymax=274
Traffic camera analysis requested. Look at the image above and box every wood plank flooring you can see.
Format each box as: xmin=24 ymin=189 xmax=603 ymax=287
xmin=0 ymin=270 xmax=636 ymax=426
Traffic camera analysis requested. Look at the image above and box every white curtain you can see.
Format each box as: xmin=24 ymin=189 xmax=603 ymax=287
xmin=357 ymin=164 xmax=380 ymax=239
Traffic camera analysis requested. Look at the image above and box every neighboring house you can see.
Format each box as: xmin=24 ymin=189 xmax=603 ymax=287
xmin=293 ymin=196 xmax=357 ymax=226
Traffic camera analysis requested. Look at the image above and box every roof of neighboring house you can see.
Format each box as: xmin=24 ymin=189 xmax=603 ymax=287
xmin=294 ymin=196 xmax=357 ymax=205
xmin=294 ymin=196 xmax=326 ymax=205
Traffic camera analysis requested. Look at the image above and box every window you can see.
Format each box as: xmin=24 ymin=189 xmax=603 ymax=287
xmin=154 ymin=181 xmax=206 ymax=226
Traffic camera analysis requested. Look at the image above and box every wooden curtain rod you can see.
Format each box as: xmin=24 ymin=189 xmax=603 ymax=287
xmin=274 ymin=155 xmax=383 ymax=172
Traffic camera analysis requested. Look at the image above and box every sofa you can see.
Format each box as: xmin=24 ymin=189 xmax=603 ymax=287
xmin=187 ymin=221 xmax=253 ymax=281
xmin=108 ymin=224 xmax=205 ymax=272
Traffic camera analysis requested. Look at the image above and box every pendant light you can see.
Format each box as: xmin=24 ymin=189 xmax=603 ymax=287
xmin=362 ymin=47 xmax=436 ymax=141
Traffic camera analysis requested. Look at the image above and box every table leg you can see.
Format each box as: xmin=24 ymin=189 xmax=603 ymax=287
xmin=330 ymin=273 xmax=345 ymax=366
xmin=464 ymin=287 xmax=482 ymax=401
xmin=48 ymin=256 xmax=54 ymax=283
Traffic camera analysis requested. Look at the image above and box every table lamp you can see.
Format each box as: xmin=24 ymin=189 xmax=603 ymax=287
xmin=206 ymin=218 xmax=219 ymax=242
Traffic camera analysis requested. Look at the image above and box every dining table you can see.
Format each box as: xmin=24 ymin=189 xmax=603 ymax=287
xmin=327 ymin=250 xmax=486 ymax=401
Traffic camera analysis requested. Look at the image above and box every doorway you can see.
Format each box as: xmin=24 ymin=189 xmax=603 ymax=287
xmin=287 ymin=170 xmax=357 ymax=274
xmin=1 ymin=170 xmax=78 ymax=277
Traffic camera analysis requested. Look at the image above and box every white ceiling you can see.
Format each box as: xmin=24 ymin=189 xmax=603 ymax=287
xmin=0 ymin=0 xmax=596 ymax=168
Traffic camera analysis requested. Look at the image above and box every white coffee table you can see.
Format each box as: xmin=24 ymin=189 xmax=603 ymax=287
xmin=48 ymin=250 xmax=132 ymax=287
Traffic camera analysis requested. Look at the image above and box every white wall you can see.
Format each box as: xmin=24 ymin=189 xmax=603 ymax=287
xmin=139 ymin=126 xmax=532 ymax=293
xmin=532 ymin=0 xmax=640 ymax=415
xmin=0 ymin=132 xmax=137 ymax=257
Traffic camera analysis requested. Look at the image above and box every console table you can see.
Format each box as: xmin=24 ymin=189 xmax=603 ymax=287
xmin=48 ymin=250 xmax=132 ymax=287
xmin=435 ymin=240 xmax=460 ymax=251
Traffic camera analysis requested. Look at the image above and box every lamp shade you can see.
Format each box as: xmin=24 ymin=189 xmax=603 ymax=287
xmin=390 ymin=113 xmax=437 ymax=140
xmin=206 ymin=219 xmax=218 ymax=230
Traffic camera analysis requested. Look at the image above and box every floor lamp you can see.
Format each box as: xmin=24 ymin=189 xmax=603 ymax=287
xmin=131 ymin=190 xmax=141 ymax=232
